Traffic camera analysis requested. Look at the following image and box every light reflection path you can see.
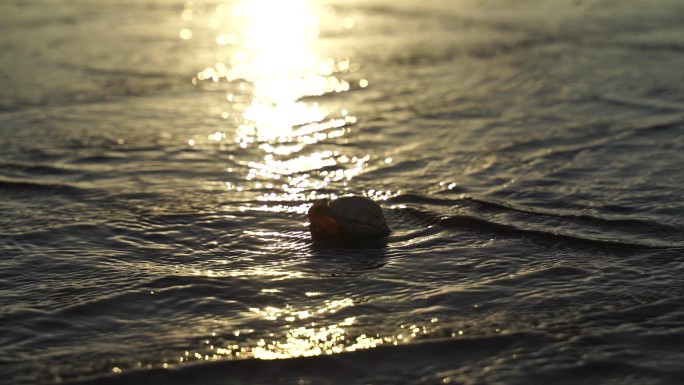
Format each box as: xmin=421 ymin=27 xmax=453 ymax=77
xmin=175 ymin=0 xmax=409 ymax=365
xmin=190 ymin=0 xmax=371 ymax=203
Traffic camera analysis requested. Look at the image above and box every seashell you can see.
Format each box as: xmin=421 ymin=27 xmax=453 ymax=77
xmin=308 ymin=195 xmax=391 ymax=239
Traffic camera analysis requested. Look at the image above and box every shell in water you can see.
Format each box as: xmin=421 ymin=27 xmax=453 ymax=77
xmin=308 ymin=195 xmax=391 ymax=239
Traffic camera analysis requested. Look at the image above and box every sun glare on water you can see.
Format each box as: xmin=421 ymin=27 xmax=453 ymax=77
xmin=186 ymin=0 xmax=368 ymax=205
xmin=170 ymin=0 xmax=402 ymax=363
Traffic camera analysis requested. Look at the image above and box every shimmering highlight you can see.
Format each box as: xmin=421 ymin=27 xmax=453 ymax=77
xmin=188 ymin=0 xmax=371 ymax=203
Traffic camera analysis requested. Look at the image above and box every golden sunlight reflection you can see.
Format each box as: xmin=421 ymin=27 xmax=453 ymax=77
xmin=189 ymin=0 xmax=378 ymax=204
xmin=205 ymin=298 xmax=434 ymax=361
xmin=138 ymin=272 xmax=452 ymax=368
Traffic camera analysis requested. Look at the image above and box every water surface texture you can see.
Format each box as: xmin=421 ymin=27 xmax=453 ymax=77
xmin=2 ymin=0 xmax=684 ymax=384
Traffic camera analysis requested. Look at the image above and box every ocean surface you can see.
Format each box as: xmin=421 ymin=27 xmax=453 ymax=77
xmin=2 ymin=0 xmax=684 ymax=384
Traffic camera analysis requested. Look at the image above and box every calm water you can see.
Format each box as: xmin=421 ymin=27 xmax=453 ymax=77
xmin=2 ymin=0 xmax=684 ymax=384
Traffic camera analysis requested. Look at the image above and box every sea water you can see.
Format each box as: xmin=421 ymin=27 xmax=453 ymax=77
xmin=2 ymin=0 xmax=684 ymax=384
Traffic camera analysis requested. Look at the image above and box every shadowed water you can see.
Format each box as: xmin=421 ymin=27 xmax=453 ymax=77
xmin=2 ymin=0 xmax=684 ymax=384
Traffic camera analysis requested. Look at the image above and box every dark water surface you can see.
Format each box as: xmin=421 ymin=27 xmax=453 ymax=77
xmin=2 ymin=0 xmax=684 ymax=384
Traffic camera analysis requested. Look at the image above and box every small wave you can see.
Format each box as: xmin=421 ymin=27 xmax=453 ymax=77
xmin=388 ymin=193 xmax=678 ymax=253
xmin=67 ymin=154 xmax=128 ymax=164
xmin=387 ymin=193 xmax=462 ymax=207
xmin=460 ymin=196 xmax=682 ymax=238
xmin=62 ymin=331 xmax=548 ymax=385
xmin=0 ymin=178 xmax=88 ymax=198
xmin=0 ymin=162 xmax=78 ymax=177
xmin=440 ymin=214 xmax=671 ymax=253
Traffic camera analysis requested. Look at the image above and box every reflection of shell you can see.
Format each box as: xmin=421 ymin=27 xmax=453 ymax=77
xmin=329 ymin=196 xmax=391 ymax=238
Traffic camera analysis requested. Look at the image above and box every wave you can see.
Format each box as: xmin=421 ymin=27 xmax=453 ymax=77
xmin=62 ymin=331 xmax=548 ymax=385
xmin=0 ymin=178 xmax=88 ymax=197
xmin=387 ymin=194 xmax=682 ymax=252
